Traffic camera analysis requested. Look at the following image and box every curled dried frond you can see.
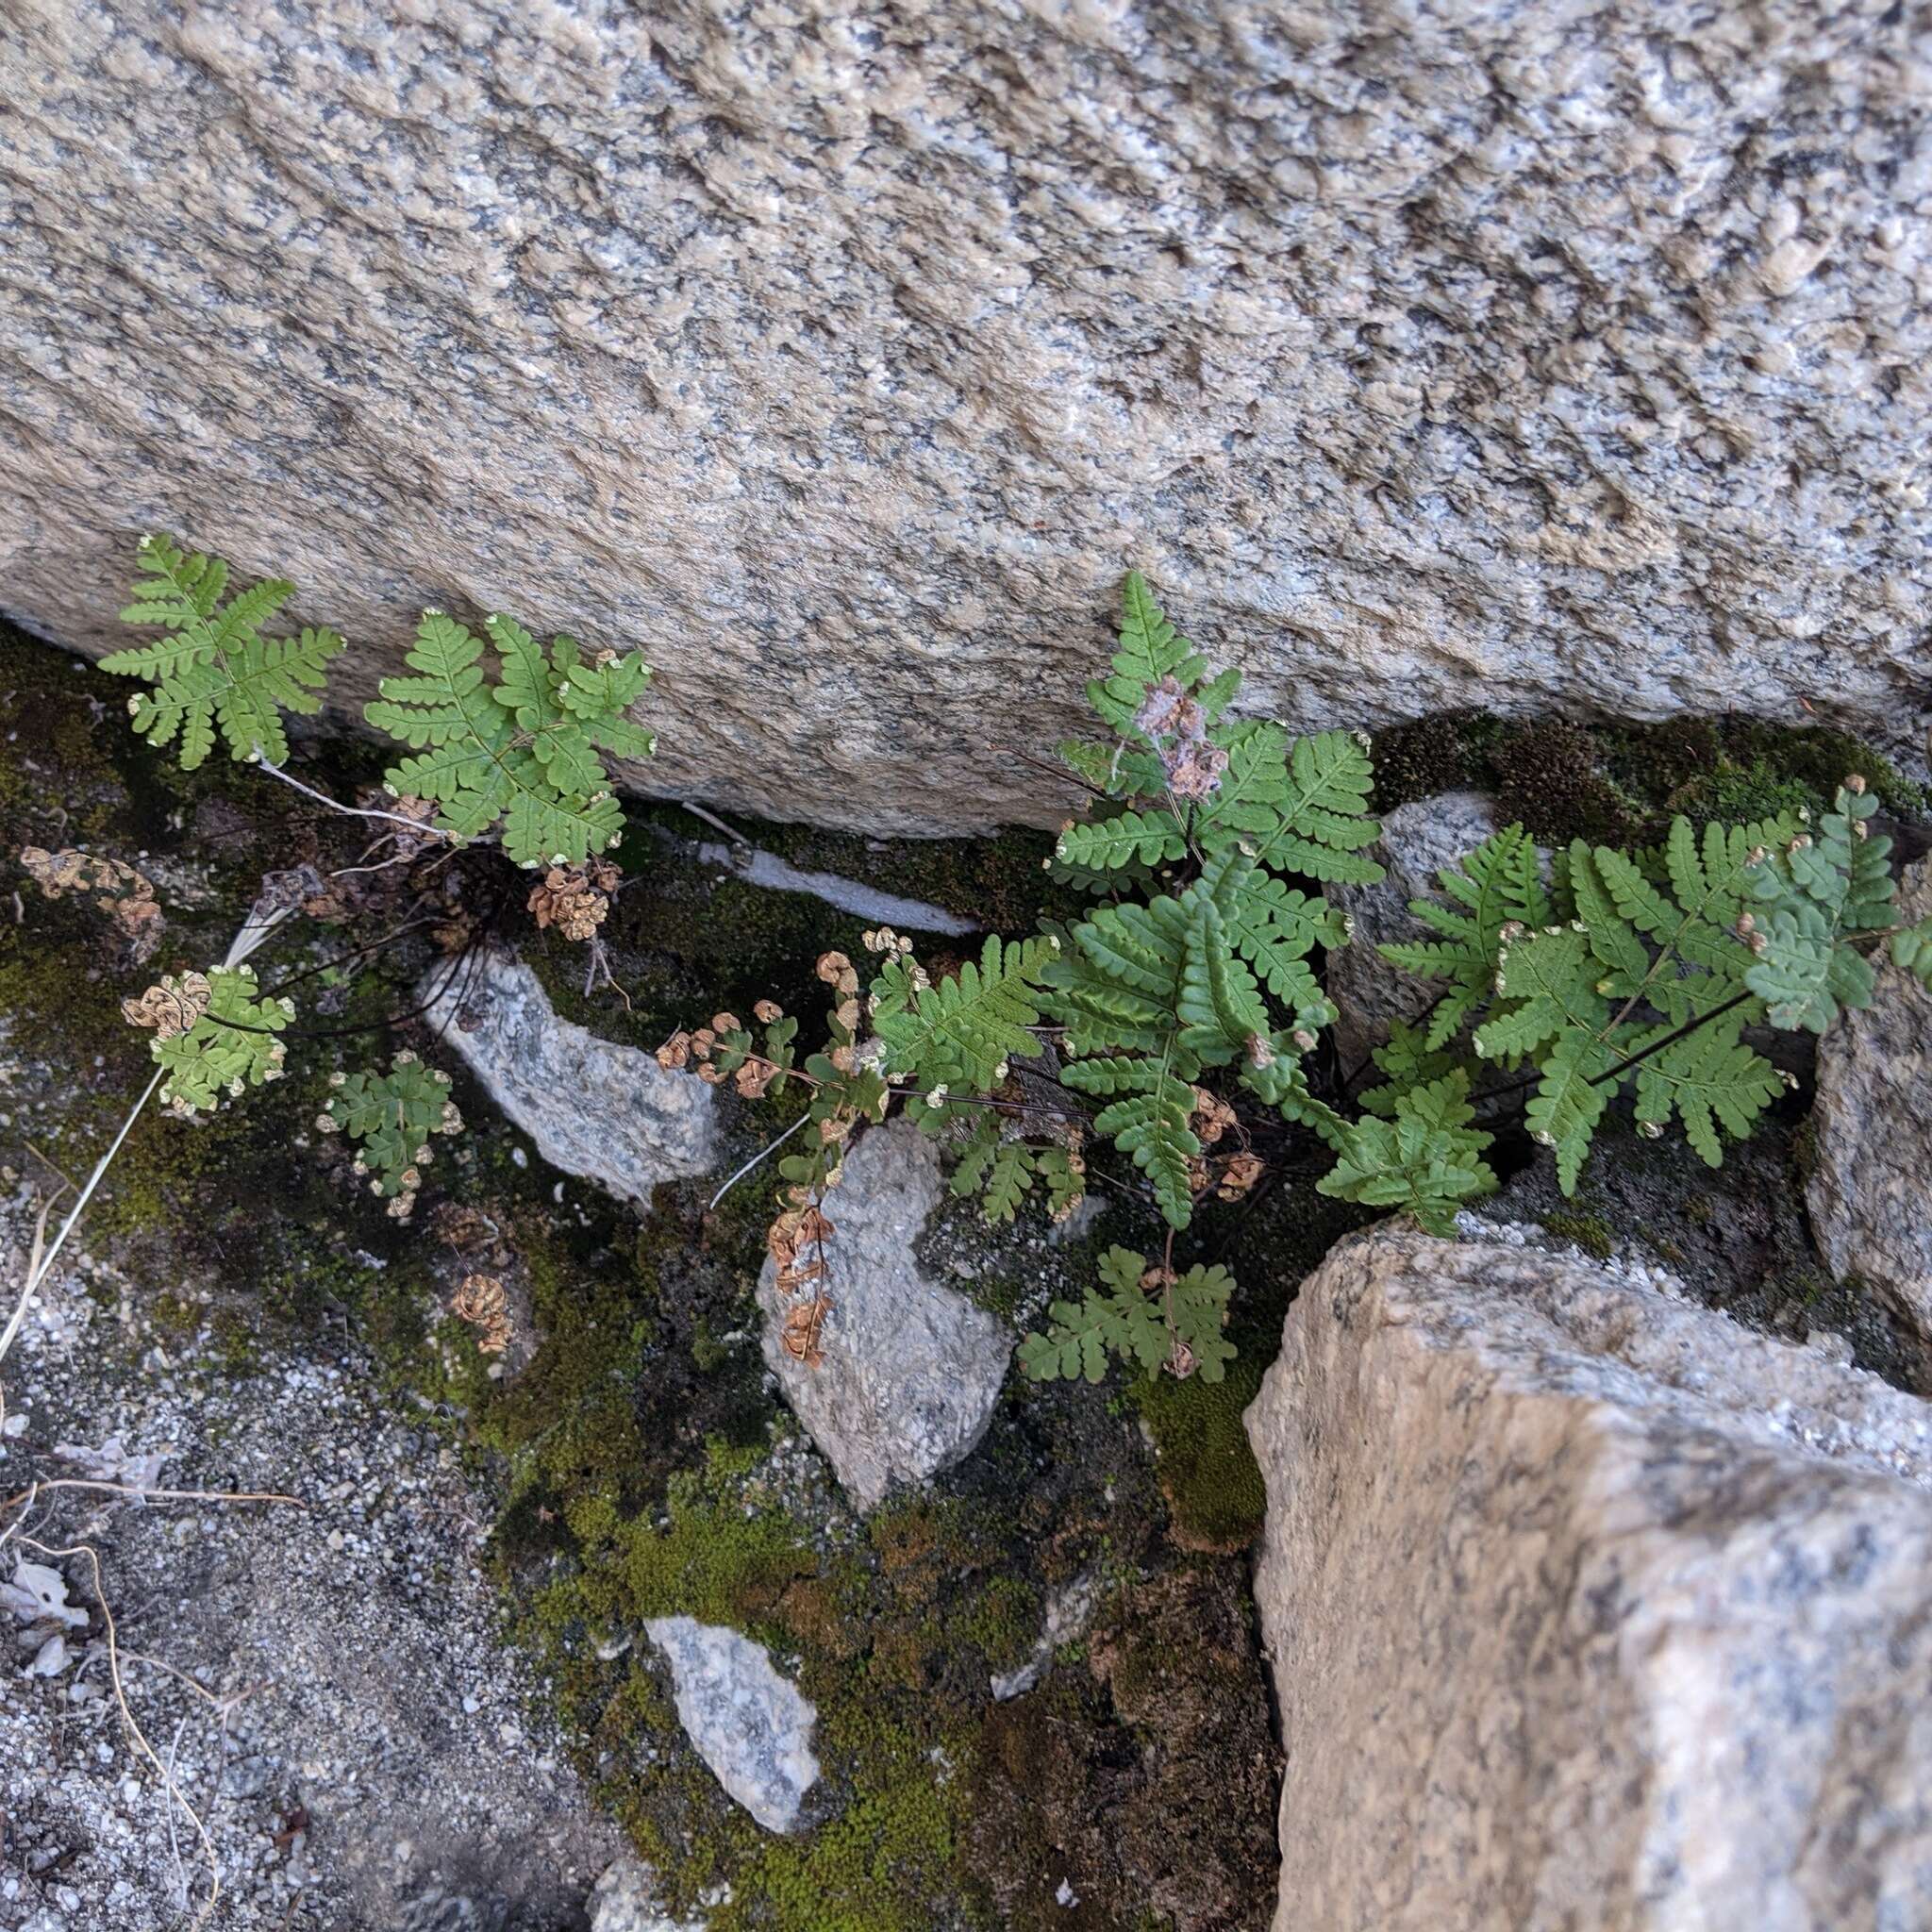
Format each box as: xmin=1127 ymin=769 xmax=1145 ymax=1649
xmin=656 ymin=1029 xmax=692 ymax=1070
xmin=451 ymin=1274 xmax=513 ymax=1355
xmin=1189 ymin=1088 xmax=1239 ymax=1148
xmin=122 ymin=972 xmax=211 ymax=1040
xmin=24 ymin=846 xmax=165 ymax=961
xmin=1215 ymin=1152 xmax=1265 ymax=1200
xmin=815 ymin=950 xmax=859 ymax=995
xmin=528 ymin=858 xmax=621 ymax=941
xmin=779 ymin=1293 xmax=831 ymax=1369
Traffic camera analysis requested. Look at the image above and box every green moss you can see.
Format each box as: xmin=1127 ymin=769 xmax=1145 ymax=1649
xmin=1541 ymin=1209 xmax=1617 ymax=1262
xmin=1374 ymin=699 xmax=1926 ymax=849
xmin=1132 ymin=1359 xmax=1268 ymax=1553
xmin=956 ymin=1575 xmax=1041 ymax=1674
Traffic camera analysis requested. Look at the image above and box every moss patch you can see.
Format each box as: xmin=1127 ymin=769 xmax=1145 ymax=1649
xmin=1374 ymin=706 xmax=1926 ymax=846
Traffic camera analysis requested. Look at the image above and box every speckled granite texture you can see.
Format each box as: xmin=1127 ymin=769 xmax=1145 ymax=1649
xmin=1246 ymin=1223 xmax=1932 ymax=1931
xmin=4 ymin=2 xmax=1929 ymax=830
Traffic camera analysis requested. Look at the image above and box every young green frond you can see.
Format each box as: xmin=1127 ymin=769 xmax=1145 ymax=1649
xmin=1316 ymin=1071 xmax=1497 ymax=1235
xmin=122 ymin=964 xmax=292 ymax=1115
xmin=320 ymin=1053 xmax=463 ymax=1218
xmin=1378 ymin=823 xmax=1548 ymax=1047
xmin=365 ymin=610 xmax=652 ymax=868
xmin=1018 ymin=1245 xmax=1234 ymax=1385
xmin=105 ymin=536 xmax=344 ymax=769
xmin=1743 ymin=785 xmax=1899 ymax=1031
xmin=872 ymin=934 xmax=1059 ymax=1092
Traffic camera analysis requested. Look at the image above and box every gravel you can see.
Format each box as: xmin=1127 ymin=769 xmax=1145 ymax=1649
xmin=0 ymin=1185 xmax=621 ymax=1930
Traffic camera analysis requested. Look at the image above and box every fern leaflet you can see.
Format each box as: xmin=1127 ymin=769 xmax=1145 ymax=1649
xmin=105 ymin=536 xmax=344 ymax=769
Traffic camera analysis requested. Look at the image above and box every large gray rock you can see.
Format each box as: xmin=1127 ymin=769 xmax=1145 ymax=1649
xmin=1325 ymin=790 xmax=1500 ymax=1066
xmin=424 ymin=950 xmax=716 ymax=1206
xmin=5 ymin=4 xmax=1930 ymax=835
xmin=1808 ymin=855 xmax=1932 ymax=1349
xmin=758 ymin=1121 xmax=1010 ymax=1508
xmin=1245 ymin=1224 xmax=1932 ymax=1932
xmin=643 ymin=1617 xmax=819 ymax=1834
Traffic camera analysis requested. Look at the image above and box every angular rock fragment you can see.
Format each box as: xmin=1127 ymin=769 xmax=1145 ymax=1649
xmin=1246 ymin=1224 xmax=1932 ymax=1930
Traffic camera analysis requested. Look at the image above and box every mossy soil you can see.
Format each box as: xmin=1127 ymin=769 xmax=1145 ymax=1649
xmin=0 ymin=617 xmax=1918 ymax=1930
xmin=0 ymin=624 xmax=1291 ymax=1931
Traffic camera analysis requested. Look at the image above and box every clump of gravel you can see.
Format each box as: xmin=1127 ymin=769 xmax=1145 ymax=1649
xmin=0 ymin=1186 xmax=621 ymax=1931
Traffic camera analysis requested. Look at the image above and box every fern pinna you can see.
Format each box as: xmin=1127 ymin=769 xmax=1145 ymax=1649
xmin=105 ymin=536 xmax=344 ymax=768
xmin=366 ymin=611 xmax=654 ymax=868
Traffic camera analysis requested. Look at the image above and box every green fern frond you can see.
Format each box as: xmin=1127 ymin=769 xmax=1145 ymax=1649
xmin=365 ymin=609 xmax=650 ymax=867
xmin=105 ymin=535 xmax=344 ymax=769
xmin=1058 ymin=1055 xmax=1201 ymax=1226
xmin=1174 ymin=897 xmax=1270 ymax=1065
xmin=1379 ymin=823 xmax=1547 ymax=1047
xmin=1087 ymin=572 xmax=1208 ymax=737
xmin=873 ymin=934 xmax=1059 ymax=1092
xmin=1891 ymin=913 xmax=1932 ymax=985
xmin=1524 ymin=1032 xmax=1614 ymax=1193
xmin=1054 ymin=808 xmax=1189 ymax=873
xmin=1473 ymin=926 xmax=1608 ymax=1060
xmin=1316 ymin=1071 xmax=1496 ymax=1235
xmin=145 ymin=967 xmax=292 ymax=1114
xmin=1629 ymin=1016 xmax=1783 ymax=1167
xmin=323 ymin=1052 xmax=463 ymax=1204
xmin=1018 ymin=1246 xmax=1234 ymax=1384
xmin=1019 ymin=1246 xmax=1171 ymax=1384
xmin=1742 ymin=787 xmax=1899 ymax=1031
xmin=1200 ymin=728 xmax=1383 ymax=882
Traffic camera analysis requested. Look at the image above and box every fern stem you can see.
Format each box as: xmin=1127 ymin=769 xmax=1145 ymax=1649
xmin=0 ymin=1068 xmax=165 ymax=1378
xmin=1471 ymin=988 xmax=1757 ymax=1121
xmin=250 ymin=752 xmax=458 ymax=840
xmin=708 ymin=1114 xmax=810 ymax=1211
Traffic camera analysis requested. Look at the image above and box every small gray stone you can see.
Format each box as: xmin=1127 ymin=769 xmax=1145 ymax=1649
xmin=1325 ymin=791 xmax=1502 ymax=1065
xmin=758 ymin=1122 xmax=1010 ymax=1508
xmin=424 ymin=951 xmax=717 ymax=1207
xmin=1246 ymin=1224 xmax=1932 ymax=1931
xmin=989 ymin=1574 xmax=1098 ymax=1703
xmin=588 ymin=1854 xmax=707 ymax=1932
xmin=1808 ymin=855 xmax=1932 ymax=1351
xmin=643 ymin=1618 xmax=818 ymax=1834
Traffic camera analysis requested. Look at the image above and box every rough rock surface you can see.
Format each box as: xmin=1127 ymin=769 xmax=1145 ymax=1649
xmin=1808 ymin=855 xmax=1932 ymax=1344
xmin=587 ymin=1855 xmax=708 ymax=1932
xmin=0 ymin=1191 xmax=620 ymax=1931
xmin=7 ymin=4 xmax=1932 ymax=834
xmin=1325 ymin=789 xmax=1501 ymax=1064
xmin=1245 ymin=1223 xmax=1932 ymax=1931
xmin=758 ymin=1122 xmax=1010 ymax=1509
xmin=642 ymin=1618 xmax=819 ymax=1835
xmin=425 ymin=950 xmax=716 ymax=1207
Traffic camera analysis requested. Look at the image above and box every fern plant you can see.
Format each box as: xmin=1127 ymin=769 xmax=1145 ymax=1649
xmin=105 ymin=535 xmax=344 ymax=768
xmin=1381 ymin=786 xmax=1932 ymax=1196
xmin=1015 ymin=576 xmax=1379 ymax=1382
xmin=318 ymin=1051 xmax=463 ymax=1221
xmin=1740 ymin=778 xmax=1929 ymax=1028
xmin=365 ymin=610 xmax=654 ymax=868
xmin=120 ymin=965 xmax=292 ymax=1116
xmin=1017 ymin=1246 xmax=1235 ymax=1384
